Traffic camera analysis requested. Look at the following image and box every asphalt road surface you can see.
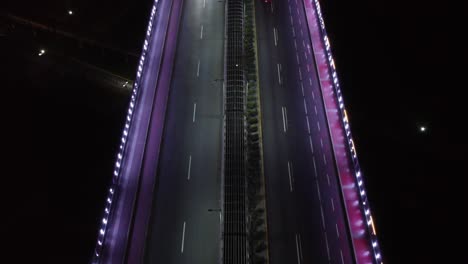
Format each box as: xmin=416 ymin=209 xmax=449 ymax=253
xmin=256 ymin=0 xmax=355 ymax=263
xmin=143 ymin=0 xmax=225 ymax=263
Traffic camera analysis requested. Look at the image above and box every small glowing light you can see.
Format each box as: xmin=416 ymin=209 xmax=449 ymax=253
xmin=360 ymin=190 xmax=365 ymax=196
xmin=371 ymin=216 xmax=377 ymax=234
xmin=365 ymin=209 xmax=370 ymax=215
xmin=420 ymin=126 xmax=426 ymax=132
xmin=376 ymin=253 xmax=381 ymax=259
xmin=98 ymin=240 xmax=102 ymax=245
xmin=38 ymin=49 xmax=46 ymax=56
xmin=107 ymin=198 xmax=111 ymax=203
xmin=100 ymin=229 xmax=105 ymax=235
xmin=105 ymin=208 xmax=109 ymax=213
xmin=68 ymin=10 xmax=73 ymax=15
xmin=116 ymin=162 xmax=121 ymax=168
xmin=373 ymin=242 xmax=377 ymax=248
xmin=102 ymin=218 xmax=108 ymax=224
xmin=110 ymin=188 xmax=114 ymax=194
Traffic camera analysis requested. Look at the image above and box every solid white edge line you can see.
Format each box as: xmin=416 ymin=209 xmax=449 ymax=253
xmin=197 ymin=60 xmax=200 ymax=77
xmin=200 ymin=25 xmax=204 ymax=39
xmin=340 ymin=249 xmax=345 ymax=264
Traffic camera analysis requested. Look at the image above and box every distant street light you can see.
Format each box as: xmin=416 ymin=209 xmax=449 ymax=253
xmin=419 ymin=126 xmax=426 ymax=132
xmin=38 ymin=49 xmax=46 ymax=56
xmin=68 ymin=10 xmax=73 ymax=15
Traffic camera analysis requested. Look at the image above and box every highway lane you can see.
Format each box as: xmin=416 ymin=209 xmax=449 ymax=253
xmin=143 ymin=0 xmax=225 ymax=263
xmin=256 ymin=0 xmax=354 ymax=263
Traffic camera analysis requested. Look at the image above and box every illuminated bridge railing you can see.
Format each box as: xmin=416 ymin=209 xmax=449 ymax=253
xmin=303 ymin=0 xmax=383 ymax=263
xmin=91 ymin=1 xmax=159 ymax=262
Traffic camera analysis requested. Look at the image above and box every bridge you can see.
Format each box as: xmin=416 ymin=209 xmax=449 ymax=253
xmin=91 ymin=0 xmax=382 ymax=263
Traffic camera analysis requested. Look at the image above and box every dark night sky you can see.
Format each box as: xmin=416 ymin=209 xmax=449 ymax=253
xmin=1 ymin=0 xmax=467 ymax=263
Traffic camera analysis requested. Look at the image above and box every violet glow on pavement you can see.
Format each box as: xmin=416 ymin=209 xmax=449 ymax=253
xmin=303 ymin=0 xmax=383 ymax=263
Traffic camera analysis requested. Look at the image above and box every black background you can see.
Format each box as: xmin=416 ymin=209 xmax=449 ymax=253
xmin=1 ymin=0 xmax=467 ymax=263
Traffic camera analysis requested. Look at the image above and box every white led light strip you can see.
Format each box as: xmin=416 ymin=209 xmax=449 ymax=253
xmin=91 ymin=1 xmax=159 ymax=262
xmin=312 ymin=0 xmax=383 ymax=262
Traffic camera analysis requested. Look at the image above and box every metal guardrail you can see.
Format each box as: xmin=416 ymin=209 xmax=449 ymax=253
xmin=90 ymin=1 xmax=160 ymax=263
xmin=223 ymin=0 xmax=248 ymax=263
